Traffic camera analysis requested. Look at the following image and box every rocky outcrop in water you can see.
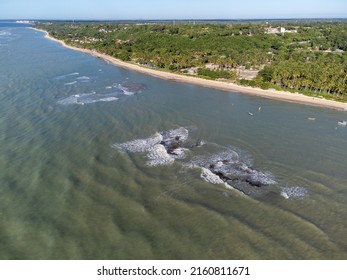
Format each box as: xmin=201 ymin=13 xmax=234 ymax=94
xmin=188 ymin=148 xmax=276 ymax=190
xmin=113 ymin=127 xmax=275 ymax=188
xmin=112 ymin=126 xmax=308 ymax=199
xmin=113 ymin=127 xmax=189 ymax=165
xmin=157 ymin=127 xmax=189 ymax=160
xmin=206 ymin=158 xmax=275 ymax=187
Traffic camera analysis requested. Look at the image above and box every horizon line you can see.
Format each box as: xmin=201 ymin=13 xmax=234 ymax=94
xmin=1 ymin=16 xmax=347 ymax=22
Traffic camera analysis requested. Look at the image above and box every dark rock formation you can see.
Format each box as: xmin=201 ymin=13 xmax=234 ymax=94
xmin=206 ymin=158 xmax=275 ymax=188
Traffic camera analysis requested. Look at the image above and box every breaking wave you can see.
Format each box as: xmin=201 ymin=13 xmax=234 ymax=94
xmin=0 ymin=31 xmax=12 ymax=37
xmin=57 ymin=92 xmax=119 ymax=105
xmin=0 ymin=30 xmax=15 ymax=44
xmin=112 ymin=132 xmax=163 ymax=153
xmin=280 ymin=186 xmax=308 ymax=199
xmin=57 ymin=80 xmax=146 ymax=106
xmin=64 ymin=81 xmax=77 ymax=86
xmin=118 ymin=82 xmax=146 ymax=96
xmin=112 ymin=127 xmax=190 ymax=166
xmin=200 ymin=167 xmax=224 ymax=185
xmin=147 ymin=144 xmax=175 ymax=166
xmin=76 ymin=76 xmax=90 ymax=81
xmin=119 ymin=86 xmax=134 ymax=96
xmin=55 ymin=72 xmax=79 ymax=80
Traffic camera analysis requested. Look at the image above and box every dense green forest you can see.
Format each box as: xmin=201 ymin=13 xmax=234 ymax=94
xmin=36 ymin=21 xmax=347 ymax=100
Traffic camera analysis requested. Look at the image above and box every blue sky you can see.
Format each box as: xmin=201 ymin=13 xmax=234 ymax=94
xmin=1 ymin=0 xmax=347 ymax=20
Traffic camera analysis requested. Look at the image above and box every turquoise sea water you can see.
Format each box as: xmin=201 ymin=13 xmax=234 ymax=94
xmin=1 ymin=23 xmax=347 ymax=259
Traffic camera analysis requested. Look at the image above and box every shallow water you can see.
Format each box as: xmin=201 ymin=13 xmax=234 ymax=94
xmin=0 ymin=24 xmax=347 ymax=259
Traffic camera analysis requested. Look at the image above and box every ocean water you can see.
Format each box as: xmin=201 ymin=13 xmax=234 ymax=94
xmin=1 ymin=23 xmax=347 ymax=260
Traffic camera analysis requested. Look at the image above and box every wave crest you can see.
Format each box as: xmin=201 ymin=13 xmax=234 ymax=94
xmin=112 ymin=132 xmax=163 ymax=153
xmin=147 ymin=144 xmax=175 ymax=166
xmin=281 ymin=186 xmax=308 ymax=199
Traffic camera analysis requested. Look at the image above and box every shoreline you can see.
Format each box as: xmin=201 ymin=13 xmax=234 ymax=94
xmin=32 ymin=27 xmax=347 ymax=111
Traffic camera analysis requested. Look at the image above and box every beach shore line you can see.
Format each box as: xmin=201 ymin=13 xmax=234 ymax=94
xmin=32 ymin=27 xmax=347 ymax=111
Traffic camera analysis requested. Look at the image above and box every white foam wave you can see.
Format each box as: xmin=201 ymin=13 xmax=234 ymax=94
xmin=76 ymin=76 xmax=90 ymax=80
xmin=113 ymin=132 xmax=163 ymax=153
xmin=57 ymin=93 xmax=95 ymax=105
xmin=146 ymin=144 xmax=175 ymax=166
xmin=280 ymin=186 xmax=308 ymax=199
xmin=169 ymin=147 xmax=189 ymax=159
xmin=98 ymin=97 xmax=119 ymax=102
xmin=58 ymin=92 xmax=119 ymax=105
xmin=190 ymin=149 xmax=239 ymax=168
xmin=118 ymin=85 xmax=135 ymax=96
xmin=123 ymin=90 xmax=135 ymax=96
xmin=249 ymin=171 xmax=276 ymax=185
xmin=0 ymin=31 xmax=11 ymax=36
xmin=112 ymin=127 xmax=191 ymax=166
xmin=55 ymin=72 xmax=79 ymax=80
xmin=57 ymin=95 xmax=79 ymax=105
xmin=200 ymin=167 xmax=224 ymax=184
xmin=64 ymin=81 xmax=77 ymax=86
xmin=200 ymin=167 xmax=236 ymax=191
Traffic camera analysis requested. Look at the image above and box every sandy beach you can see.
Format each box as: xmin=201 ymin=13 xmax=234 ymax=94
xmin=32 ymin=28 xmax=347 ymax=111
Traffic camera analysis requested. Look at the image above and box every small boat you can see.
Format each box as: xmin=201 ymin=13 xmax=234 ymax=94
xmin=307 ymin=117 xmax=316 ymax=121
xmin=337 ymin=120 xmax=347 ymax=126
xmin=248 ymin=112 xmax=253 ymax=116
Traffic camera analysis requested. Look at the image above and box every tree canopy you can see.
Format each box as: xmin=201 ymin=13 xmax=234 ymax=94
xmin=36 ymin=20 xmax=347 ymax=100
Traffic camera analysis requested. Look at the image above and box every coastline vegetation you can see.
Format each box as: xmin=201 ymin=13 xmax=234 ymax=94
xmin=36 ymin=21 xmax=347 ymax=101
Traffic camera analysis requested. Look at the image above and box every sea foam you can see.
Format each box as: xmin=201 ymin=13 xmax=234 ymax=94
xmin=147 ymin=144 xmax=175 ymax=166
xmin=58 ymin=92 xmax=119 ymax=105
xmin=112 ymin=127 xmax=190 ymax=165
xmin=112 ymin=132 xmax=163 ymax=153
xmin=0 ymin=31 xmax=11 ymax=37
xmin=76 ymin=76 xmax=90 ymax=80
xmin=280 ymin=186 xmax=308 ymax=199
xmin=200 ymin=167 xmax=224 ymax=184
xmin=64 ymin=81 xmax=78 ymax=86
xmin=118 ymin=84 xmax=135 ymax=96
xmin=55 ymin=72 xmax=79 ymax=80
xmin=118 ymin=82 xmax=146 ymax=96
